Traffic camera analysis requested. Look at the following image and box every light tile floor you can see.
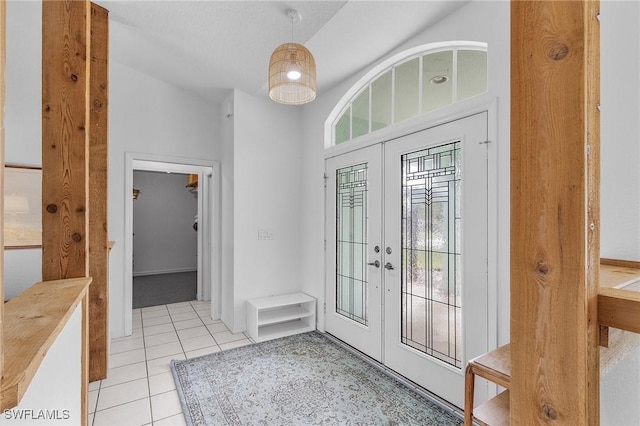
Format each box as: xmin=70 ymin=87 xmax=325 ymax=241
xmin=89 ymin=300 xmax=253 ymax=426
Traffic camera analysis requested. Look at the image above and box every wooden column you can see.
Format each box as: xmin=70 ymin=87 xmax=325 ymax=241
xmin=88 ymin=2 xmax=109 ymax=383
xmin=0 ymin=0 xmax=6 ymax=381
xmin=42 ymin=2 xmax=91 ymax=424
xmin=511 ymin=1 xmax=600 ymax=424
xmin=42 ymin=0 xmax=91 ymax=280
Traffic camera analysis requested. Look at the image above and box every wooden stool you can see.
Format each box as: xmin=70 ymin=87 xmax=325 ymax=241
xmin=464 ymin=343 xmax=511 ymax=425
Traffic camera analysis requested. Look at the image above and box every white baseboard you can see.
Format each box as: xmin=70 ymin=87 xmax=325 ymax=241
xmin=133 ymin=267 xmax=197 ymax=277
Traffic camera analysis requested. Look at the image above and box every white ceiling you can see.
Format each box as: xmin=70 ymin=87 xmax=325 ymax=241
xmin=95 ymin=1 xmax=470 ymax=104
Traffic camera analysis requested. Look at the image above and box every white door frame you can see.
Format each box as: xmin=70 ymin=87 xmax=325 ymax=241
xmin=124 ymin=152 xmax=221 ymax=336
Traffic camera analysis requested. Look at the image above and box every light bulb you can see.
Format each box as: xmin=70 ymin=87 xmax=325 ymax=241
xmin=287 ymin=69 xmax=302 ymax=80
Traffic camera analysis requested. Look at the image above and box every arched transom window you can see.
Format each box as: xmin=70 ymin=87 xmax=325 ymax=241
xmin=327 ymin=42 xmax=488 ymax=147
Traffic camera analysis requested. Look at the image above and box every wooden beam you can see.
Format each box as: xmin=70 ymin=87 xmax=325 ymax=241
xmin=88 ymin=2 xmax=109 ymax=383
xmin=42 ymin=2 xmax=91 ymax=423
xmin=42 ymin=0 xmax=91 ymax=280
xmin=598 ymin=287 xmax=640 ymax=334
xmin=0 ymin=0 xmax=6 ymax=382
xmin=511 ymin=1 xmax=600 ymax=424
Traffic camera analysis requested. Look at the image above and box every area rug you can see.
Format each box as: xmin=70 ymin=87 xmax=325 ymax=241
xmin=171 ymin=331 xmax=462 ymax=425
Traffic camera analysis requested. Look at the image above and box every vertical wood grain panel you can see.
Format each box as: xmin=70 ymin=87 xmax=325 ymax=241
xmin=0 ymin=0 xmax=7 ymax=381
xmin=42 ymin=0 xmax=91 ymax=280
xmin=511 ymin=1 xmax=600 ymax=424
xmin=584 ymin=2 xmax=600 ymax=422
xmin=88 ymin=2 xmax=109 ymax=383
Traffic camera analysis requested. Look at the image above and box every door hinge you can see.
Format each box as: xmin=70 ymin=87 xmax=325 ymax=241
xmin=323 ymin=302 xmax=326 ymax=314
xmin=323 ymin=173 xmax=328 ymax=188
xmin=324 ymin=239 xmax=327 ymax=250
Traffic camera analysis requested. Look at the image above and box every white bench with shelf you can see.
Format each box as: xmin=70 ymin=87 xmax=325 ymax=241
xmin=246 ymin=293 xmax=316 ymax=342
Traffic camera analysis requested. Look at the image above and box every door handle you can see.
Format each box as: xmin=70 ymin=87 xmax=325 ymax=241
xmin=367 ymin=260 xmax=380 ymax=268
xmin=384 ymin=262 xmax=394 ymax=270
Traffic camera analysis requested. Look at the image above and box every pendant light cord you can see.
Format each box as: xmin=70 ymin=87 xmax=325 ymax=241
xmin=290 ymin=14 xmax=294 ymax=43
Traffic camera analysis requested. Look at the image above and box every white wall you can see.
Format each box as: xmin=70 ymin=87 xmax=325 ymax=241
xmin=132 ymin=171 xmax=198 ymax=275
xmin=601 ymin=344 xmax=640 ymax=426
xmin=109 ymin=61 xmax=220 ymax=337
xmin=3 ymin=1 xmax=42 ymax=299
xmin=601 ymin=1 xmax=640 ymax=262
xmin=300 ymin=0 xmax=511 ymax=343
xmin=0 ymin=305 xmax=82 ymax=425
xmin=220 ymin=93 xmax=235 ymax=328
xmin=5 ymin=0 xmax=41 ymax=166
xmin=599 ymin=3 xmax=640 ymax=425
xmin=228 ymin=89 xmax=303 ymax=332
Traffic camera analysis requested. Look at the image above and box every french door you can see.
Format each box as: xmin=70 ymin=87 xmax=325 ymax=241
xmin=325 ymin=113 xmax=489 ymax=408
xmin=325 ymin=144 xmax=383 ymax=361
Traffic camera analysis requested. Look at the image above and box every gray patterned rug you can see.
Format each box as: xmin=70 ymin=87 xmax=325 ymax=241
xmin=170 ymin=332 xmax=462 ymax=425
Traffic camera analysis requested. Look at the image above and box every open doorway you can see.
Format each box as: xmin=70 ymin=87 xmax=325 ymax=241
xmin=132 ymin=170 xmax=198 ymax=308
xmin=124 ymin=153 xmax=221 ymax=336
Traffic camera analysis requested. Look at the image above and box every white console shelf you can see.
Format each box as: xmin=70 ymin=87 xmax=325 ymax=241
xmin=247 ymin=293 xmax=316 ymax=342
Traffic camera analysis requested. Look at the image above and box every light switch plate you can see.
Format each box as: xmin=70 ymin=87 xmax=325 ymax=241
xmin=258 ymin=229 xmax=274 ymax=240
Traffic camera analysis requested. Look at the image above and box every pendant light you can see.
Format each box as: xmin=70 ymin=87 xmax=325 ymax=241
xmin=268 ymin=9 xmax=317 ymax=105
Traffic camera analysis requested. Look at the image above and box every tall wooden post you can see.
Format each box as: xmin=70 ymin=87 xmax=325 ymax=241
xmin=89 ymin=2 xmax=109 ymax=383
xmin=42 ymin=2 xmax=91 ymax=424
xmin=511 ymin=1 xmax=600 ymax=424
xmin=42 ymin=0 xmax=91 ymax=280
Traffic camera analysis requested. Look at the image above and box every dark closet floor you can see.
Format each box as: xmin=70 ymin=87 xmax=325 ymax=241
xmin=133 ymin=271 xmax=197 ymax=308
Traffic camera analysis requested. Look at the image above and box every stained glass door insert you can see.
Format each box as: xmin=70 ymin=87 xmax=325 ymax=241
xmin=401 ymin=142 xmax=462 ymax=368
xmin=336 ymin=164 xmax=368 ymax=325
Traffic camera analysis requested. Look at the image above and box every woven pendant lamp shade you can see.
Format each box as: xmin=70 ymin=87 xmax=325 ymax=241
xmin=268 ymin=42 xmax=317 ymax=105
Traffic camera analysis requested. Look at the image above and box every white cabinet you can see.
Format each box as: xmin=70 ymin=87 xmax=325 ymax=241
xmin=246 ymin=293 xmax=316 ymax=342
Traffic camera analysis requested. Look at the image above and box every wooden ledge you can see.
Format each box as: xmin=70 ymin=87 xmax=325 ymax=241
xmin=468 ymin=343 xmax=511 ymax=388
xmin=598 ymin=287 xmax=640 ymax=335
xmin=0 ymin=277 xmax=92 ymax=411
xmin=598 ymin=262 xmax=640 ymax=348
xmin=600 ymin=262 xmax=640 ymax=289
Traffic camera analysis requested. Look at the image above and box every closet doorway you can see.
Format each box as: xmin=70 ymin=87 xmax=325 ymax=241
xmin=132 ymin=170 xmax=199 ymax=308
xmin=124 ymin=153 xmax=221 ymax=336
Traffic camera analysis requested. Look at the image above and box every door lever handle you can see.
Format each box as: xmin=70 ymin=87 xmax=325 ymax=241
xmin=367 ymin=260 xmax=380 ymax=268
xmin=384 ymin=262 xmax=394 ymax=270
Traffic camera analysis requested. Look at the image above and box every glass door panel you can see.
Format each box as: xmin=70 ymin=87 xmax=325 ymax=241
xmin=336 ymin=163 xmax=368 ymax=325
xmin=383 ymin=112 xmax=488 ymax=408
xmin=325 ymin=144 xmax=383 ymax=361
xmin=401 ymin=142 xmax=462 ymax=368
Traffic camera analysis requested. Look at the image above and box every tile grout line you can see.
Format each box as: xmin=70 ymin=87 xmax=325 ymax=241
xmin=96 ymin=300 xmax=250 ymax=425
xmin=144 ymin=311 xmax=154 ymax=426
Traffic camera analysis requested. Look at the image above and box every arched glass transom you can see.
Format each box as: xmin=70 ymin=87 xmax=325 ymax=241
xmin=328 ymin=42 xmax=487 ymax=147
